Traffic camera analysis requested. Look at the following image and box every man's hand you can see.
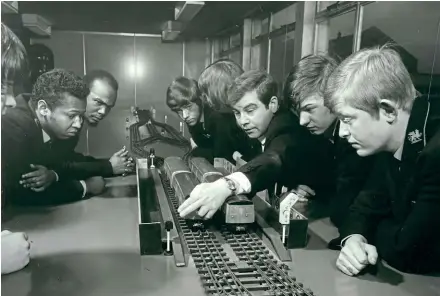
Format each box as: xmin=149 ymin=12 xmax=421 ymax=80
xmin=336 ymin=234 xmax=378 ymax=276
xmin=20 ymin=164 xmax=56 ymax=192
xmin=293 ymin=184 xmax=315 ymax=202
xmin=85 ymin=176 xmax=106 ymax=196
xmin=109 ymin=146 xmax=135 ymax=175
xmin=178 ymin=179 xmax=232 ymax=219
xmin=1 ymin=230 xmax=30 ymax=275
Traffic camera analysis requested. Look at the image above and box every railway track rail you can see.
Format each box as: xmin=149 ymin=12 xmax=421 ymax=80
xmin=160 ymin=172 xmax=316 ymax=296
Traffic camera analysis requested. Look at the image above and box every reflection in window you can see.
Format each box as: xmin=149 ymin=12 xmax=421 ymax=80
xmin=221 ymin=36 xmax=229 ymax=51
xmin=271 ymin=4 xmax=296 ymax=32
xmin=230 ymin=32 xmax=241 ymax=48
xmin=315 ymin=10 xmax=356 ymax=60
xmin=360 ymin=1 xmax=440 ymax=95
xmin=317 ymin=1 xmax=339 ymax=12
xmin=230 ymin=51 xmax=241 ymax=66
xmin=269 ymin=30 xmax=294 ymax=88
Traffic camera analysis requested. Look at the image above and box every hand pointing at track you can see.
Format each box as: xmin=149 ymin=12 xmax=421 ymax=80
xmin=178 ymin=179 xmax=232 ymax=219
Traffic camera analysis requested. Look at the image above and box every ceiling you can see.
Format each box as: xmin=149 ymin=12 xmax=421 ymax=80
xmin=17 ymin=1 xmax=292 ymax=39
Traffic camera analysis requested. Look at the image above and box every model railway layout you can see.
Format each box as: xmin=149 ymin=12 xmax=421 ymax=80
xmin=129 ymin=108 xmax=191 ymax=159
xmin=129 ymin=108 xmax=315 ymax=295
xmin=160 ymin=172 xmax=315 ymax=296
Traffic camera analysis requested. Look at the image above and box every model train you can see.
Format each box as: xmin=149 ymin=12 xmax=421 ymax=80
xmin=163 ymin=156 xmax=255 ymax=231
xmin=188 ymin=157 xmax=255 ymax=231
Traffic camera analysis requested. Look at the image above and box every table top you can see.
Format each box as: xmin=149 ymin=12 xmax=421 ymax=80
xmin=2 ymin=175 xmax=439 ymax=296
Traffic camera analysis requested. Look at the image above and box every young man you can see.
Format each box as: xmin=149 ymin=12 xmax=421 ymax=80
xmin=166 ymin=76 xmax=259 ymax=164
xmin=52 ymin=70 xmax=134 ymax=179
xmin=2 ymin=69 xmax=106 ymax=206
xmin=1 ymin=23 xmax=27 ymax=113
xmin=178 ymin=70 xmax=326 ymax=219
xmin=198 ymin=59 xmax=244 ymax=111
xmin=1 ymin=22 xmax=31 ymax=275
xmin=284 ymin=54 xmax=376 ymax=247
xmin=325 ymin=46 xmax=440 ymax=275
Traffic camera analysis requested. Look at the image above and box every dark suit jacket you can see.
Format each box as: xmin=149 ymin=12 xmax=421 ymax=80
xmin=1 ymin=96 xmax=85 ymax=206
xmin=188 ymin=105 xmax=260 ymax=164
xmin=238 ymin=111 xmax=335 ymax=201
xmin=49 ymin=132 xmax=114 ymax=181
xmin=341 ymin=96 xmax=440 ymax=274
xmin=330 ymin=122 xmax=377 ymax=228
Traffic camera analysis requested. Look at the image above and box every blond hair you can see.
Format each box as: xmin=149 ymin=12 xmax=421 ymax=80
xmin=324 ymin=44 xmax=417 ymax=118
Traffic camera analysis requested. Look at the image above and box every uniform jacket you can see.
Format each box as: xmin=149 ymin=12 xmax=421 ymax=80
xmin=330 ymin=122 xmax=377 ymax=228
xmin=238 ymin=111 xmax=335 ymax=200
xmin=341 ymin=96 xmax=440 ymax=274
xmin=1 ymin=95 xmax=85 ymax=206
xmin=50 ymin=131 xmax=114 ymax=181
xmin=188 ymin=105 xmax=260 ymax=164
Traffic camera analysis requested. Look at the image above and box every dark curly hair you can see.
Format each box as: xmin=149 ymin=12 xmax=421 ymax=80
xmin=30 ymin=68 xmax=89 ymax=109
xmin=1 ymin=23 xmax=28 ymax=83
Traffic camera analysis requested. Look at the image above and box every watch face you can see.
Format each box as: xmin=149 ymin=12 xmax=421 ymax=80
xmin=225 ymin=178 xmax=236 ymax=191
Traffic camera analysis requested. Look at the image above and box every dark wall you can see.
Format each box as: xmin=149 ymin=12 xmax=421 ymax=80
xmin=33 ymin=31 xmax=206 ymax=158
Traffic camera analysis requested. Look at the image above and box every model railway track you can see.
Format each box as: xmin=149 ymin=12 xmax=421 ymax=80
xmin=160 ymin=173 xmax=316 ymax=296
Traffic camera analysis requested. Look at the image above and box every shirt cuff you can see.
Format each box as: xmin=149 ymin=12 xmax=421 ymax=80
xmin=226 ymin=172 xmax=251 ymax=195
xmin=79 ymin=180 xmax=87 ymax=198
xmin=53 ymin=171 xmax=59 ymax=182
xmin=341 ymin=234 xmax=367 ymax=247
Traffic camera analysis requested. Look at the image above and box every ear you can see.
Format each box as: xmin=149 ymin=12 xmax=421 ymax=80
xmin=37 ymin=100 xmax=50 ymax=117
xmin=268 ymin=96 xmax=279 ymax=114
xmin=379 ymin=99 xmax=398 ymax=124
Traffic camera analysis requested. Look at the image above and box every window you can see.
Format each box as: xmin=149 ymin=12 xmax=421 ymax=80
xmin=268 ymin=4 xmax=297 ymax=84
xmin=250 ymin=17 xmax=270 ymax=70
xmin=230 ymin=32 xmax=241 ymax=48
xmin=316 ymin=1 xmax=338 ymax=13
xmin=315 ymin=10 xmax=356 ymax=59
xmin=269 ymin=30 xmax=295 ymax=86
xmin=271 ymin=3 xmax=296 ymax=32
xmin=360 ymin=1 xmax=440 ymax=95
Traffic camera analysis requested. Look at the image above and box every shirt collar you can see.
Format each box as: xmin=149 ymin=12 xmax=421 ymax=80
xmin=42 ymin=129 xmax=51 ymax=143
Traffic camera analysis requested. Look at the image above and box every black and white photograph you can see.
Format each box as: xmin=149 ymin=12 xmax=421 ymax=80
xmin=1 ymin=1 xmax=440 ymax=295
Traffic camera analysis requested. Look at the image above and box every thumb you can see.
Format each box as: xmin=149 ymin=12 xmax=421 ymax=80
xmin=364 ymin=244 xmax=378 ymax=265
xmin=30 ymin=164 xmax=44 ymax=169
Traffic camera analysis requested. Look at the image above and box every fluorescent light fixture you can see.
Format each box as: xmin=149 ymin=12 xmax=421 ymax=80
xmin=175 ymin=1 xmax=205 ymax=22
xmin=21 ymin=14 xmax=52 ymax=36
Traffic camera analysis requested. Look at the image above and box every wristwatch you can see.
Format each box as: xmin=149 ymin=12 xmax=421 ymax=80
xmin=222 ymin=177 xmax=237 ymax=195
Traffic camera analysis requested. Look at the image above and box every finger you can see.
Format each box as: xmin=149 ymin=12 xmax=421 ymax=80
xmin=115 ymin=147 xmax=125 ymax=156
xmin=297 ymin=189 xmax=308 ymax=198
xmin=21 ymin=232 xmax=29 ymax=240
xmin=298 ymin=185 xmax=316 ymax=196
xmin=120 ymin=151 xmax=129 ymax=157
xmin=365 ymin=244 xmax=378 ymax=265
xmin=21 ymin=171 xmax=41 ymax=179
xmin=339 ymin=253 xmax=362 ymax=275
xmin=197 ymin=205 xmax=209 ymax=218
xmin=341 ymin=247 xmax=366 ymax=271
xmin=347 ymin=241 xmax=368 ymax=265
xmin=336 ymin=259 xmax=354 ymax=276
xmin=31 ymin=187 xmax=46 ymax=192
xmin=21 ymin=177 xmax=39 ymax=186
xmin=204 ymin=209 xmax=216 ymax=220
xmin=179 ymin=198 xmax=204 ymax=218
xmin=125 ymin=162 xmax=135 ymax=167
